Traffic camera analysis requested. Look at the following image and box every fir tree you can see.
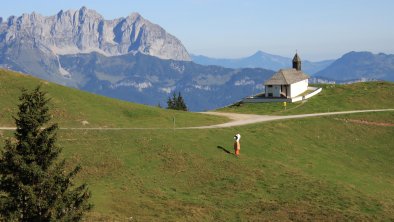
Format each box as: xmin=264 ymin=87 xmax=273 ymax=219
xmin=0 ymin=86 xmax=92 ymax=221
xmin=176 ymin=92 xmax=187 ymax=111
xmin=166 ymin=93 xmax=175 ymax=110
xmin=166 ymin=91 xmax=187 ymax=111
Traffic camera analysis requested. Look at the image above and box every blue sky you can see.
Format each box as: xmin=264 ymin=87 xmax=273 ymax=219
xmin=1 ymin=0 xmax=393 ymax=61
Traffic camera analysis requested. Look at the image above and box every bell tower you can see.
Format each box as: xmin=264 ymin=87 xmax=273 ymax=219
xmin=292 ymin=52 xmax=301 ymax=71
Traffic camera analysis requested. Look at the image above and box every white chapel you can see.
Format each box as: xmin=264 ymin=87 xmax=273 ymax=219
xmin=264 ymin=53 xmax=309 ymax=98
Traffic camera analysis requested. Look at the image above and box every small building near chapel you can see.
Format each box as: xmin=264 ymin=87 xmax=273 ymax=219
xmin=264 ymin=53 xmax=309 ymax=98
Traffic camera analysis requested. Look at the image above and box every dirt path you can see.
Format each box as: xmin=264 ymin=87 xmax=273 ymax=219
xmin=0 ymin=109 xmax=393 ymax=130
xmin=185 ymin=109 xmax=394 ymax=129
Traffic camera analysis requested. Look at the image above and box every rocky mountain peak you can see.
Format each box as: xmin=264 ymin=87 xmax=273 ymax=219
xmin=0 ymin=7 xmax=190 ymax=61
xmin=76 ymin=6 xmax=103 ymax=20
xmin=128 ymin=12 xmax=142 ymax=20
xmin=80 ymin=6 xmax=88 ymax=12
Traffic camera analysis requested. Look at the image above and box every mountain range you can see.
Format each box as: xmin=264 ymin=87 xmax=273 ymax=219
xmin=192 ymin=51 xmax=334 ymax=75
xmin=58 ymin=52 xmax=273 ymax=111
xmin=314 ymin=51 xmax=394 ymax=82
xmin=0 ymin=7 xmax=393 ymax=111
xmin=192 ymin=51 xmax=394 ymax=82
xmin=0 ymin=7 xmax=190 ymax=61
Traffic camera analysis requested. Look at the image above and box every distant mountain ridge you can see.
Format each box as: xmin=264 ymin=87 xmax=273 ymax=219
xmin=191 ymin=51 xmax=334 ymax=74
xmin=59 ymin=52 xmax=274 ymax=111
xmin=0 ymin=6 xmax=190 ymax=61
xmin=314 ymin=51 xmax=394 ymax=82
xmin=3 ymin=52 xmax=274 ymax=111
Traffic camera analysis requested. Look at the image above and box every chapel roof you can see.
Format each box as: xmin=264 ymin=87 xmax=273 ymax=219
xmin=264 ymin=68 xmax=309 ymax=85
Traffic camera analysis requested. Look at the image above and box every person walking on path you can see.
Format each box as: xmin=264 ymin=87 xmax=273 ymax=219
xmin=234 ymin=134 xmax=241 ymax=156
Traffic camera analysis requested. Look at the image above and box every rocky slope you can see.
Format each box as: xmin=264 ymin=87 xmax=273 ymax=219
xmin=0 ymin=7 xmax=190 ymax=61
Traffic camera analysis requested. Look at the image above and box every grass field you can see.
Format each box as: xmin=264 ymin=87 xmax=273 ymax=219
xmin=0 ymin=69 xmax=393 ymax=221
xmin=218 ymin=82 xmax=394 ymax=115
xmin=2 ymin=112 xmax=392 ymax=221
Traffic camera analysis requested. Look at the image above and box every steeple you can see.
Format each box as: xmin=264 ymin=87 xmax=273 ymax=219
xmin=292 ymin=52 xmax=301 ymax=71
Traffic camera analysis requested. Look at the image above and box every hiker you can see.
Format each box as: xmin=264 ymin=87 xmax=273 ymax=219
xmin=234 ymin=134 xmax=241 ymax=156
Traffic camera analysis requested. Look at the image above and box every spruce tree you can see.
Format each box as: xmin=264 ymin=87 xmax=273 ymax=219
xmin=0 ymin=86 xmax=92 ymax=221
xmin=166 ymin=91 xmax=187 ymax=111
xmin=167 ymin=92 xmax=176 ymax=110
xmin=176 ymin=92 xmax=187 ymax=111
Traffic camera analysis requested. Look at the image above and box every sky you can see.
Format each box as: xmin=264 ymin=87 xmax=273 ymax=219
xmin=1 ymin=0 xmax=393 ymax=61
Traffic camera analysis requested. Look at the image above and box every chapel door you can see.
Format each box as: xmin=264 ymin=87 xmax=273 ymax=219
xmin=281 ymin=85 xmax=287 ymax=98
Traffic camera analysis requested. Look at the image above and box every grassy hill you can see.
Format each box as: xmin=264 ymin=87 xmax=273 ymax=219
xmin=218 ymin=82 xmax=394 ymax=115
xmin=0 ymin=69 xmax=393 ymax=221
xmin=0 ymin=69 xmax=227 ymax=127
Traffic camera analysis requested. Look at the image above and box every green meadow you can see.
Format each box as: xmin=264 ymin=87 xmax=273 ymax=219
xmin=0 ymin=69 xmax=227 ymax=128
xmin=0 ymin=69 xmax=393 ymax=221
xmin=219 ymin=82 xmax=394 ymax=115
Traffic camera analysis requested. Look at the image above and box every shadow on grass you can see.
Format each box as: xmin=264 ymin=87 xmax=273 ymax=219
xmin=217 ymin=146 xmax=234 ymax=155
